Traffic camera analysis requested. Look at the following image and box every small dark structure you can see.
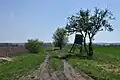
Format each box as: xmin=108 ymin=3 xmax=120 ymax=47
xmin=69 ymin=34 xmax=83 ymax=53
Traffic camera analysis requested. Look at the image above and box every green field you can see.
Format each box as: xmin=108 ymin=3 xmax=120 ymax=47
xmin=51 ymin=45 xmax=120 ymax=80
xmin=0 ymin=52 xmax=45 ymax=80
xmin=0 ymin=45 xmax=120 ymax=80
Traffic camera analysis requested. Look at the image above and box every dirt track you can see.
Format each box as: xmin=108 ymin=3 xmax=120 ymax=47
xmin=63 ymin=60 xmax=93 ymax=80
xmin=19 ymin=55 xmax=59 ymax=80
xmin=19 ymin=55 xmax=93 ymax=80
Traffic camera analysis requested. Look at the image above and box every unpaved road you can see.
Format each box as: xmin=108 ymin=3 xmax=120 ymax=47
xmin=62 ymin=60 xmax=93 ymax=80
xmin=19 ymin=55 xmax=59 ymax=80
xmin=19 ymin=55 xmax=93 ymax=80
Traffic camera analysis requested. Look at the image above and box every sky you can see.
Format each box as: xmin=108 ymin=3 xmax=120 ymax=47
xmin=0 ymin=0 xmax=120 ymax=43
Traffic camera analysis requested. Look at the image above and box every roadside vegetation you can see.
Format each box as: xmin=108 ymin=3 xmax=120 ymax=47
xmin=52 ymin=27 xmax=68 ymax=50
xmin=47 ymin=45 xmax=120 ymax=80
xmin=0 ymin=39 xmax=45 ymax=80
xmin=25 ymin=39 xmax=43 ymax=53
xmin=0 ymin=52 xmax=45 ymax=80
xmin=67 ymin=46 xmax=120 ymax=80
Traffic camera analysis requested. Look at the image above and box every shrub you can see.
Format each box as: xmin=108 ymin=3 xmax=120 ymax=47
xmin=25 ymin=39 xmax=43 ymax=53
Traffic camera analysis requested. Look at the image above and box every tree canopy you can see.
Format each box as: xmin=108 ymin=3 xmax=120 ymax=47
xmin=66 ymin=7 xmax=115 ymax=56
xmin=52 ymin=27 xmax=68 ymax=50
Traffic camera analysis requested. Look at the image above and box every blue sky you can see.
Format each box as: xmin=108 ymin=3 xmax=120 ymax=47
xmin=0 ymin=0 xmax=120 ymax=43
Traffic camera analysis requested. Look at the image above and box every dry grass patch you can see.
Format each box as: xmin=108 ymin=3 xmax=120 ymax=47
xmin=0 ymin=57 xmax=12 ymax=62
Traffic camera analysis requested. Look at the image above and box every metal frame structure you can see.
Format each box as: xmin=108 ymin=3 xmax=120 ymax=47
xmin=69 ymin=34 xmax=83 ymax=53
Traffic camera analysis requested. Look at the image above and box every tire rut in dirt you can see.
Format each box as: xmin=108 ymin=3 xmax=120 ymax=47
xmin=62 ymin=60 xmax=94 ymax=80
xmin=19 ymin=54 xmax=93 ymax=80
xmin=19 ymin=55 xmax=59 ymax=80
xmin=55 ymin=71 xmax=68 ymax=80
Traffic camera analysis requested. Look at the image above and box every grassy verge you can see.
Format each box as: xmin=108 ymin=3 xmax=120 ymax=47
xmin=68 ymin=46 xmax=120 ymax=80
xmin=0 ymin=52 xmax=45 ymax=80
xmin=47 ymin=45 xmax=120 ymax=79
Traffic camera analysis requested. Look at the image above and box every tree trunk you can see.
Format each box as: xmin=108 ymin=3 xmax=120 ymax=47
xmin=88 ymin=38 xmax=93 ymax=56
xmin=60 ymin=45 xmax=62 ymax=50
xmin=83 ymin=37 xmax=88 ymax=55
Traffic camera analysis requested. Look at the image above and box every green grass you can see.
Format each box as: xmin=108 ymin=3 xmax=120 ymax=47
xmin=0 ymin=52 xmax=45 ymax=80
xmin=47 ymin=49 xmax=63 ymax=71
xmin=48 ymin=45 xmax=120 ymax=80
xmin=51 ymin=57 xmax=63 ymax=71
xmin=68 ymin=46 xmax=120 ymax=80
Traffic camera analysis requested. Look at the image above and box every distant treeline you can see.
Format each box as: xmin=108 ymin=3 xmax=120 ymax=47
xmin=0 ymin=43 xmax=120 ymax=47
xmin=0 ymin=43 xmax=25 ymax=47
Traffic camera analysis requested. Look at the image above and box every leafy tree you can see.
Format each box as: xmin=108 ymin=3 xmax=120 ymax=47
xmin=25 ymin=39 xmax=43 ymax=53
xmin=87 ymin=8 xmax=114 ymax=56
xmin=53 ymin=27 xmax=68 ymax=50
xmin=66 ymin=9 xmax=90 ymax=55
xmin=66 ymin=8 xmax=115 ymax=56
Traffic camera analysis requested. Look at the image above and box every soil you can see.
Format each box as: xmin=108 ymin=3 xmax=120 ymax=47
xmin=19 ymin=55 xmax=94 ymax=80
xmin=0 ymin=46 xmax=27 ymax=57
